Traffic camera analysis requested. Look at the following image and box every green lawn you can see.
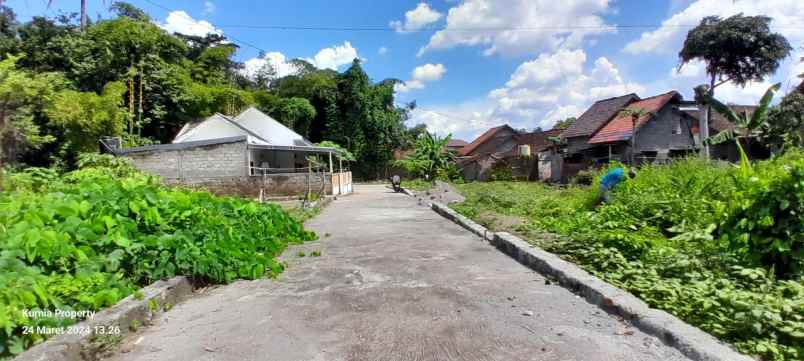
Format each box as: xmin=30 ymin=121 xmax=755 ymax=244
xmin=450 ymin=153 xmax=803 ymax=361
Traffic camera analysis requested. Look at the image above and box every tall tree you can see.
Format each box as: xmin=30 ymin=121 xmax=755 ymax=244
xmin=679 ymin=14 xmax=791 ymax=157
xmin=47 ymin=0 xmax=88 ymax=31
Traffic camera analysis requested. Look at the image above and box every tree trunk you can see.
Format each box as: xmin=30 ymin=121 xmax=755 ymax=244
xmin=701 ymin=73 xmax=717 ymax=159
xmin=80 ymin=0 xmax=87 ymax=32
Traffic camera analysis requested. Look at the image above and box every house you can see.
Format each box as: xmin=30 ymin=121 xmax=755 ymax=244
xmin=446 ymin=138 xmax=468 ymax=153
xmin=555 ymin=91 xmax=704 ymax=181
xmin=457 ymin=125 xmax=520 ymax=181
xmin=108 ymin=107 xmax=352 ymax=197
xmin=457 ymin=125 xmax=561 ymax=181
xmin=560 ymin=94 xmax=640 ymax=179
xmin=586 ymin=91 xmax=697 ymax=164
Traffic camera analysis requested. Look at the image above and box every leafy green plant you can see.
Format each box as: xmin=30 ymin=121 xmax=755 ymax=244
xmin=450 ymin=153 xmax=804 ymax=360
xmin=395 ymin=131 xmax=456 ymax=182
xmin=0 ymin=162 xmax=316 ymax=356
xmin=703 ymin=83 xmax=781 ymax=173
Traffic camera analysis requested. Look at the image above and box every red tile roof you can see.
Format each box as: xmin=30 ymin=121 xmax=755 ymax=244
xmin=588 ymin=91 xmax=680 ymax=144
xmin=459 ymin=125 xmax=513 ymax=156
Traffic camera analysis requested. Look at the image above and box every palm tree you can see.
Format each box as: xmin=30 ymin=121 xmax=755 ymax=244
xmin=617 ymin=107 xmax=653 ymax=164
xmin=702 ymin=82 xmax=781 ymax=172
xmin=47 ymin=0 xmax=88 ymax=31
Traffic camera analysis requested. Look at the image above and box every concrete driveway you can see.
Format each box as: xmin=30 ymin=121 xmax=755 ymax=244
xmin=107 ymin=185 xmax=690 ymax=361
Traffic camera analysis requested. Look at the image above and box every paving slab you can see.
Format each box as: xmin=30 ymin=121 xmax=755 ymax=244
xmin=105 ymin=185 xmax=690 ymax=361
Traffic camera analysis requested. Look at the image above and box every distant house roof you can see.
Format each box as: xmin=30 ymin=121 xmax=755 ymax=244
xmin=459 ymin=125 xmax=515 ymax=156
xmin=447 ymin=139 xmax=468 ymax=148
xmin=588 ymin=91 xmax=681 ymax=144
xmin=562 ymin=94 xmax=640 ymax=139
xmin=173 ymin=107 xmax=313 ymax=147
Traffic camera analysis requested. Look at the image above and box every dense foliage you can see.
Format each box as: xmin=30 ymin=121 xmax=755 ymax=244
xmin=0 ymin=3 xmax=421 ymax=179
xmin=395 ymin=132 xmax=457 ymax=182
xmin=0 ymin=156 xmax=316 ymax=356
xmin=452 ymin=153 xmax=804 ymax=360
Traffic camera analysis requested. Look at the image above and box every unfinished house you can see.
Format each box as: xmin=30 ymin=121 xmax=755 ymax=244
xmin=110 ymin=107 xmax=352 ymax=198
xmin=586 ymin=91 xmax=697 ymax=164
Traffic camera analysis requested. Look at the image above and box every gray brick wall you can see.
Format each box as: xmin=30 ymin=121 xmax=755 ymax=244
xmin=125 ymin=141 xmax=333 ymax=197
xmin=127 ymin=141 xmax=247 ymax=181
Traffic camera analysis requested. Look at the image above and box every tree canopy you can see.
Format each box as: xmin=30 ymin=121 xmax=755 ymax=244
xmin=679 ymin=14 xmax=791 ymax=90
xmin=0 ymin=3 xmax=419 ymax=179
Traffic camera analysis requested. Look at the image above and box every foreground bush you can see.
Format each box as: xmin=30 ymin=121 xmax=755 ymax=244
xmin=0 ymin=161 xmax=316 ymax=356
xmin=452 ymin=153 xmax=804 ymax=360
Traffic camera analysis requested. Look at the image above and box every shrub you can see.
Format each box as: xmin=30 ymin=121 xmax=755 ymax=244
xmin=0 ymin=165 xmax=316 ymax=356
xmin=717 ymin=150 xmax=804 ymax=276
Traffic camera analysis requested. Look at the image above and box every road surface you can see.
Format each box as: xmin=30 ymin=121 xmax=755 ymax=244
xmin=107 ymin=185 xmax=690 ymax=361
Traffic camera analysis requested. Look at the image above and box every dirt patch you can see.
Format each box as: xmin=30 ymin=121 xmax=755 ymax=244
xmin=412 ymin=181 xmax=465 ymax=205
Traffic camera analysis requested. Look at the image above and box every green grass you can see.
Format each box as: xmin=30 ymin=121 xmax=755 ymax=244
xmin=451 ymin=154 xmax=804 ymax=361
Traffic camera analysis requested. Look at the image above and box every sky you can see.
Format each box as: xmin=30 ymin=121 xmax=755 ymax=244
xmin=6 ymin=0 xmax=804 ymax=142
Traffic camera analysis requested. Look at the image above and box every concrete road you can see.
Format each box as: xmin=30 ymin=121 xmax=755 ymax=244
xmin=107 ymin=185 xmax=690 ymax=361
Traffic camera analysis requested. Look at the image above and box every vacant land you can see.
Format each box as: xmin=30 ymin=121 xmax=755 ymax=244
xmin=451 ymin=153 xmax=804 ymax=361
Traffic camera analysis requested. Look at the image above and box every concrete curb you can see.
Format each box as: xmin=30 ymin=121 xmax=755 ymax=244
xmin=429 ymin=202 xmax=752 ymax=361
xmin=16 ymin=276 xmax=193 ymax=361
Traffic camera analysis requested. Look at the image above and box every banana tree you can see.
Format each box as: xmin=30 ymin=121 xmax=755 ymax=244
xmin=395 ymin=131 xmax=456 ymax=182
xmin=701 ymin=82 xmax=781 ymax=172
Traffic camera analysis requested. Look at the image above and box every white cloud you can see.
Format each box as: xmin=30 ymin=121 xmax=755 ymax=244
xmin=409 ymin=50 xmax=645 ymax=138
xmin=242 ymin=52 xmax=301 ymax=80
xmin=407 ymin=100 xmax=501 ymax=141
xmin=160 ymin=10 xmax=222 ymax=37
xmin=203 ymin=1 xmax=215 ymax=15
xmin=624 ymin=0 xmax=804 ymax=54
xmin=304 ymin=41 xmax=360 ymax=70
xmin=488 ymin=49 xmax=645 ymax=129
xmin=395 ymin=63 xmax=447 ymax=93
xmin=378 ymin=46 xmax=388 ymax=55
xmin=239 ymin=42 xmax=363 ymax=83
xmin=390 ymin=3 xmax=442 ymax=33
xmin=418 ymin=0 xmax=615 ymax=57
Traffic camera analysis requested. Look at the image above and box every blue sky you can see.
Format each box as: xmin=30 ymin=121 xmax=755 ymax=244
xmin=6 ymin=0 xmax=804 ymax=142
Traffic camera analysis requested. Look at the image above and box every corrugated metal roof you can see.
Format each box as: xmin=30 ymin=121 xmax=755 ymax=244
xmin=588 ymin=91 xmax=680 ymax=144
xmin=562 ymin=94 xmax=640 ymax=139
xmin=172 ymin=107 xmax=314 ymax=147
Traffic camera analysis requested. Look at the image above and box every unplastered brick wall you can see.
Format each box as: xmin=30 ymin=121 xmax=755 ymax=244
xmin=127 ymin=141 xmax=247 ymax=181
xmin=125 ymin=141 xmax=332 ymax=197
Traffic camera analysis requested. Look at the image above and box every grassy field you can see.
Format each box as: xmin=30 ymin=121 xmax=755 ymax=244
xmin=451 ymin=153 xmax=803 ymax=361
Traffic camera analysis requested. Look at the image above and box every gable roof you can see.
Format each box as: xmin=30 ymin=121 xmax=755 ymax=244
xmin=588 ymin=91 xmax=681 ymax=144
xmin=562 ymin=94 xmax=640 ymax=139
xmin=459 ymin=125 xmax=515 ymax=156
xmin=172 ymin=107 xmax=312 ymax=147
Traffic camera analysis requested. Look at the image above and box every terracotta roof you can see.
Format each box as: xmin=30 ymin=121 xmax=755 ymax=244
xmin=459 ymin=125 xmax=513 ymax=156
xmin=447 ymin=139 xmax=468 ymax=148
xmin=562 ymin=94 xmax=640 ymax=139
xmin=588 ymin=91 xmax=680 ymax=144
